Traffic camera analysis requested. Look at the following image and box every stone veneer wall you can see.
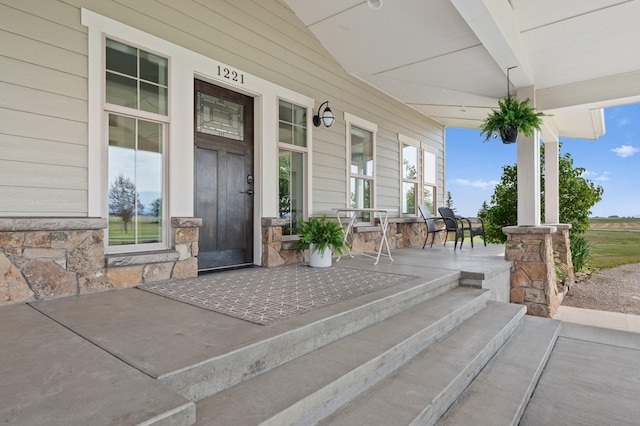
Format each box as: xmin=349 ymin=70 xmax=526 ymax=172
xmin=0 ymin=217 xmax=201 ymax=306
xmin=261 ymin=216 xmax=440 ymax=267
xmin=551 ymin=224 xmax=575 ymax=289
xmin=504 ymin=226 xmax=561 ymax=317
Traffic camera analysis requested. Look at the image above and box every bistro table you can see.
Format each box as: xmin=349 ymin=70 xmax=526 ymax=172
xmin=334 ymin=208 xmax=396 ymax=265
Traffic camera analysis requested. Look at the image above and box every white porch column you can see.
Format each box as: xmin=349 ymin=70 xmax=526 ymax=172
xmin=517 ymin=86 xmax=540 ymax=226
xmin=544 ymin=140 xmax=560 ymax=224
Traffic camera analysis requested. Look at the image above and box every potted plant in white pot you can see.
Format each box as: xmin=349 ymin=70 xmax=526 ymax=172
xmin=479 ymin=96 xmax=547 ymax=144
xmin=295 ymin=215 xmax=348 ymax=267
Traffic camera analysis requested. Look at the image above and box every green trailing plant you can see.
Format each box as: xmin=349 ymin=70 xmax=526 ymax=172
xmin=295 ymin=214 xmax=348 ymax=256
xmin=480 ymin=96 xmax=547 ymax=143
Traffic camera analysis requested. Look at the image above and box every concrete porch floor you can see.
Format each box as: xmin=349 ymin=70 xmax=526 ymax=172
xmin=1 ymin=244 xmax=639 ymax=425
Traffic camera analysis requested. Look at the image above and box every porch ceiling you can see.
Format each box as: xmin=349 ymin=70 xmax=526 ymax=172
xmin=283 ymin=0 xmax=640 ymax=141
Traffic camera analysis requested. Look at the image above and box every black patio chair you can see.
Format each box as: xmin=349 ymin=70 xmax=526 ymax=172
xmin=436 ymin=207 xmax=465 ymax=250
xmin=438 ymin=207 xmax=487 ymax=249
xmin=418 ymin=205 xmax=446 ymax=248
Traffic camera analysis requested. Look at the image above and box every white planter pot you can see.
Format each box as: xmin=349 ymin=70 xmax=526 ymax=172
xmin=309 ymin=244 xmax=332 ymax=267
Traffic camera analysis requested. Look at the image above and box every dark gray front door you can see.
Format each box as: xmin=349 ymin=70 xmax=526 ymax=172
xmin=194 ymin=79 xmax=254 ymax=271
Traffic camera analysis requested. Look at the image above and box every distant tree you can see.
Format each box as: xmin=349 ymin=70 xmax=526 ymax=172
xmin=482 ymin=144 xmax=603 ymax=248
xmin=478 ymin=200 xmax=490 ymax=218
xmin=445 ymin=191 xmax=457 ymax=213
xmin=150 ymin=197 xmax=162 ymax=220
xmin=109 ymin=173 xmax=142 ymax=233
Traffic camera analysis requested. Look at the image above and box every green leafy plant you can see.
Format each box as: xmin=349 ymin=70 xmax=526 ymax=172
xmin=480 ymin=96 xmax=547 ymax=143
xmin=295 ymin=214 xmax=348 ymax=256
xmin=570 ymin=234 xmax=591 ymax=273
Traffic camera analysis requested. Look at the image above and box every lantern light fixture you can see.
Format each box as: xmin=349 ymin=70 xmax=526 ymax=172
xmin=313 ymin=101 xmax=336 ymax=128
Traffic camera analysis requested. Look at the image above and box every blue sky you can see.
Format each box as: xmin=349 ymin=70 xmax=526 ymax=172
xmin=445 ymin=103 xmax=640 ymax=218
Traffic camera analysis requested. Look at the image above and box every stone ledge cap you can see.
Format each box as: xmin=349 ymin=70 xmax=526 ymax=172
xmin=171 ymin=217 xmax=202 ymax=227
xmin=503 ymin=225 xmax=557 ymax=234
xmin=544 ymin=223 xmax=572 ymax=230
xmin=0 ymin=217 xmax=107 ymax=232
xmin=105 ymin=250 xmax=179 ymax=267
xmin=261 ymin=217 xmax=289 ymax=227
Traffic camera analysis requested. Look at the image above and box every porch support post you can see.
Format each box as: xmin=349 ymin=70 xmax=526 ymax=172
xmin=516 ymin=86 xmax=541 ymax=226
xmin=544 ymin=140 xmax=560 ymax=224
xmin=504 ymin=225 xmax=560 ymax=318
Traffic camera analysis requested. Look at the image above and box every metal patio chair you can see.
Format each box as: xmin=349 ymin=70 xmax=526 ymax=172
xmin=418 ymin=205 xmax=446 ymax=249
xmin=438 ymin=207 xmax=487 ymax=250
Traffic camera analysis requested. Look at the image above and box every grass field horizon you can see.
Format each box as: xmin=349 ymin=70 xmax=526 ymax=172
xmin=586 ymin=217 xmax=640 ymax=269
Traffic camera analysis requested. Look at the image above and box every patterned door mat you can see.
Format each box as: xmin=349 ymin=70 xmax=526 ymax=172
xmin=139 ymin=264 xmax=416 ymax=325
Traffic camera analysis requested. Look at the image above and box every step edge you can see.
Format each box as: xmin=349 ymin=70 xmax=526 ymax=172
xmin=159 ymin=275 xmax=461 ymax=401
xmin=262 ymin=292 xmax=491 ymax=426
xmin=436 ymin=316 xmax=561 ymax=426
xmin=411 ymin=304 xmax=527 ymax=426
xmin=136 ymin=401 xmax=196 ymax=426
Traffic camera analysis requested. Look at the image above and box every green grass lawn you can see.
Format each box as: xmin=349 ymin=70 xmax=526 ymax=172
xmin=109 ymin=217 xmax=161 ymax=245
xmin=585 ymin=218 xmax=640 ymax=269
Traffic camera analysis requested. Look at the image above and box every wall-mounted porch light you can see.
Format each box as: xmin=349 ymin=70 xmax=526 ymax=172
xmin=313 ymin=101 xmax=336 ymax=128
xmin=367 ymin=0 xmax=382 ymax=9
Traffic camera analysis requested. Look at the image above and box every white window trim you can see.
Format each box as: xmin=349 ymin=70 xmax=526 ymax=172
xmin=422 ymin=143 xmax=439 ymax=214
xmin=83 ymin=9 xmax=314 ymax=263
xmin=103 ymin=37 xmax=170 ymax=253
xmin=277 ymin=97 xmax=312 ymax=227
xmin=345 ymin=113 xmax=377 ymax=211
xmin=399 ymin=134 xmax=420 ymax=216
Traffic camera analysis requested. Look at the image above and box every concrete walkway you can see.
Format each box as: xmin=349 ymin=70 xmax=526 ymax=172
xmin=1 ymin=246 xmax=639 ymax=425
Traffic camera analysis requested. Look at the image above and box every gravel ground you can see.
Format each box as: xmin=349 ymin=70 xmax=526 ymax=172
xmin=562 ymin=263 xmax=640 ymax=315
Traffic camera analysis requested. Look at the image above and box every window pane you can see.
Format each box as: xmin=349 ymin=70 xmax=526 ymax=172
xmin=106 ymin=39 xmax=137 ymax=77
xmin=424 ymin=150 xmax=436 ymax=184
xmin=140 ymin=50 xmax=167 ymax=86
xmin=106 ymin=72 xmax=137 ymax=109
xmin=402 ymin=144 xmax=418 ymax=180
xmin=351 ymin=126 xmax=373 ymax=176
xmin=140 ymin=81 xmax=167 ymax=115
xmin=279 ymin=100 xmax=307 ymax=148
xmin=279 ymin=121 xmax=292 ymax=145
xmin=423 ymin=185 xmax=435 ymax=214
xmin=293 ymin=104 xmax=306 ymax=126
xmin=197 ymin=92 xmax=244 ymax=140
xmin=293 ymin=125 xmax=306 ymax=147
xmin=279 ymin=150 xmax=304 ymax=235
xmin=402 ymin=182 xmax=416 ymax=215
xmin=279 ymin=100 xmax=292 ymax=123
xmin=350 ymin=177 xmax=372 ymax=222
xmin=350 ymin=178 xmax=371 ymax=209
xmin=106 ymin=39 xmax=168 ymax=116
xmin=108 ymin=114 xmax=163 ymax=246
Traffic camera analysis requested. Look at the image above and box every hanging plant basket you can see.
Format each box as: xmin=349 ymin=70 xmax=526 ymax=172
xmin=499 ymin=125 xmax=519 ymax=144
xmin=480 ymin=96 xmax=547 ymax=144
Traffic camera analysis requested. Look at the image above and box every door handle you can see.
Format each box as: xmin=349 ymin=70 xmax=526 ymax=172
xmin=240 ymin=189 xmax=254 ymax=195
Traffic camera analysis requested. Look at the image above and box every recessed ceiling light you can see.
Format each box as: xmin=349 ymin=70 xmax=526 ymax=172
xmin=367 ymin=0 xmax=382 ymax=10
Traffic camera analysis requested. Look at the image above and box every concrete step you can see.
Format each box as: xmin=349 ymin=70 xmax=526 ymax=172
xmin=319 ymin=301 xmax=526 ymax=426
xmin=195 ymin=287 xmax=491 ymax=425
xmin=158 ymin=274 xmax=461 ymax=401
xmin=437 ymin=315 xmax=561 ymax=426
xmin=0 ymin=304 xmax=195 ymax=426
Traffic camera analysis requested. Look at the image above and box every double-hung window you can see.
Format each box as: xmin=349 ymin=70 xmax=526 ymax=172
xmin=399 ymin=134 xmax=438 ymax=215
xmin=401 ymin=142 xmax=419 ymax=215
xmin=278 ymin=100 xmax=308 ymax=234
xmin=423 ymin=148 xmax=437 ymax=214
xmin=347 ymin=114 xmax=377 ymax=222
xmin=105 ymin=38 xmax=168 ymax=250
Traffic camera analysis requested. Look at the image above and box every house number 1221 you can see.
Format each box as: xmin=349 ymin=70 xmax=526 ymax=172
xmin=217 ymin=66 xmax=244 ymax=84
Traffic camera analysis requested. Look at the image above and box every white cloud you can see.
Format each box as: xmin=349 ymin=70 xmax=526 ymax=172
xmin=451 ymin=178 xmax=499 ymax=190
xmin=611 ymin=145 xmax=639 ymax=158
xmin=581 ymin=170 xmax=610 ymax=182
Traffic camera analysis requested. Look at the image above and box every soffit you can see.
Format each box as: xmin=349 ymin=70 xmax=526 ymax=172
xmin=284 ymin=0 xmax=640 ymax=141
